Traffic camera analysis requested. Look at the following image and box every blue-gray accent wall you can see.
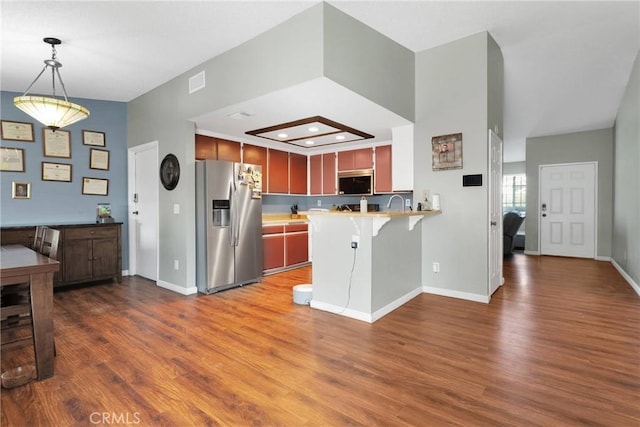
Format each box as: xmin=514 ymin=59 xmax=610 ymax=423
xmin=0 ymin=91 xmax=129 ymax=269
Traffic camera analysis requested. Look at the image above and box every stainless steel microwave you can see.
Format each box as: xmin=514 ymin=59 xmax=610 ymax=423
xmin=337 ymin=169 xmax=374 ymax=195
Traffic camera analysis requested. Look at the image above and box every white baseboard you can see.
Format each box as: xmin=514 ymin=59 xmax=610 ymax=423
xmin=595 ymin=256 xmax=611 ymax=262
xmin=422 ymin=286 xmax=490 ymax=303
xmin=122 ymin=269 xmax=130 ymax=277
xmin=611 ymin=259 xmax=640 ymax=297
xmin=309 ymin=300 xmax=372 ymax=323
xmin=371 ymin=287 xmax=422 ymax=322
xmin=524 ymin=250 xmax=540 ymax=255
xmin=157 ymin=280 xmax=198 ymax=295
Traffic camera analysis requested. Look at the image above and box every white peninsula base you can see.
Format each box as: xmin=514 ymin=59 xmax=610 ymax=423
xmin=306 ymin=210 xmax=440 ymax=323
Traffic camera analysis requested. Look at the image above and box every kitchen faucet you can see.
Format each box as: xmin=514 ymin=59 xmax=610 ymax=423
xmin=387 ymin=194 xmax=405 ymax=213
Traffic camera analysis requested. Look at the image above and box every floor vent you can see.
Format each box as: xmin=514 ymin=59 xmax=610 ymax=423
xmin=189 ymin=71 xmax=205 ymax=94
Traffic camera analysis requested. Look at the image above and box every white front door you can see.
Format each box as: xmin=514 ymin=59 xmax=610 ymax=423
xmin=128 ymin=142 xmax=159 ymax=280
xmin=488 ymin=129 xmax=503 ymax=297
xmin=539 ymin=162 xmax=596 ymax=258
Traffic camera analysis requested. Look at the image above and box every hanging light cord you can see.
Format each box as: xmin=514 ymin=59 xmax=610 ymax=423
xmin=21 ymin=42 xmax=69 ymax=102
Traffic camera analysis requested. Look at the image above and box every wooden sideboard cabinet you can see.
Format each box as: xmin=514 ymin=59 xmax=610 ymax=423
xmin=1 ymin=223 xmax=122 ymax=288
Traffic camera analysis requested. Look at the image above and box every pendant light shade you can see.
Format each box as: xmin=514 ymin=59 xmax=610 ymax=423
xmin=13 ymin=37 xmax=89 ymax=131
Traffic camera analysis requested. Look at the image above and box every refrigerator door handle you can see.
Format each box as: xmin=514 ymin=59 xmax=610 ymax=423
xmin=228 ymin=180 xmax=235 ymax=246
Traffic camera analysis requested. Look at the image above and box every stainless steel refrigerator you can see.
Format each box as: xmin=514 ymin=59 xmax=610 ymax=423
xmin=196 ymin=160 xmax=263 ymax=294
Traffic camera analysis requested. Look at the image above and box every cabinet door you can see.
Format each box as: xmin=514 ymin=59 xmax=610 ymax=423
xmin=322 ymin=153 xmax=336 ymax=195
xmin=263 ymin=235 xmax=285 ymax=270
xmin=309 ymin=154 xmax=323 ymax=195
xmin=92 ymin=238 xmax=119 ymax=278
xmin=337 ymin=151 xmax=354 ymax=171
xmin=216 ymin=139 xmax=241 ymax=162
xmin=375 ymin=145 xmax=392 ymax=193
xmin=64 ymin=239 xmax=94 ymax=282
xmin=353 ymin=148 xmax=373 ymax=169
xmin=243 ymin=144 xmax=268 ymax=184
xmin=195 ymin=134 xmax=217 ymax=160
xmin=285 ymin=232 xmax=309 ymax=266
xmin=268 ymin=149 xmax=289 ymax=193
xmin=289 ymin=153 xmax=307 ymax=194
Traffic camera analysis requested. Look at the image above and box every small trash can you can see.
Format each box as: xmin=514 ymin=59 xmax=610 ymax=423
xmin=292 ymin=284 xmax=312 ymax=305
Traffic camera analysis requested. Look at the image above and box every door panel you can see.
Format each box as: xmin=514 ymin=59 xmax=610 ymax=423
xmin=540 ymin=163 xmax=595 ymax=258
xmin=133 ymin=145 xmax=158 ymax=280
xmin=489 ymin=130 xmax=503 ymax=297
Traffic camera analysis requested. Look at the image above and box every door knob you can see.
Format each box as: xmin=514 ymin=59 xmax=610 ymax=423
xmin=490 ymin=221 xmax=497 ymax=226
xmin=542 ymin=213 xmax=547 ymax=217
xmin=132 ymin=211 xmax=139 ymax=215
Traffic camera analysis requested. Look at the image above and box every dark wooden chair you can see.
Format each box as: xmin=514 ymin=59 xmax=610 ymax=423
xmin=1 ymin=227 xmax=60 ymax=352
xmin=32 ymin=225 xmax=46 ymax=252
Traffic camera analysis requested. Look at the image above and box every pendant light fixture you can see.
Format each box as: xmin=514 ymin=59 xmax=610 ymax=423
xmin=14 ymin=37 xmax=89 ymax=131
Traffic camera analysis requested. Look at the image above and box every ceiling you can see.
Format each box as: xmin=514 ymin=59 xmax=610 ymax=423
xmin=1 ymin=1 xmax=638 ymax=162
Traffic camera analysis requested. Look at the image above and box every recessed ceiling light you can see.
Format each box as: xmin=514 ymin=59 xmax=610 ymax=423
xmin=308 ymin=126 xmax=319 ymax=132
xmin=305 ymin=140 xmax=315 ymax=145
xmin=335 ymin=135 xmax=346 ymax=140
xmin=277 ymin=133 xmax=288 ymax=138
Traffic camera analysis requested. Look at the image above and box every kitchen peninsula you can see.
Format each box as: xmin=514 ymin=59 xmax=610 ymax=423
xmin=306 ymin=210 xmax=441 ymax=322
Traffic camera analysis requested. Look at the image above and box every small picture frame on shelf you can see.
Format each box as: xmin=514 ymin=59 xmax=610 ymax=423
xmin=1 ymin=120 xmax=34 ymax=142
xmin=89 ymin=148 xmax=110 ymax=171
xmin=82 ymin=130 xmax=106 ymax=146
xmin=12 ymin=181 xmax=31 ymax=199
xmin=43 ymin=128 xmax=71 ymax=158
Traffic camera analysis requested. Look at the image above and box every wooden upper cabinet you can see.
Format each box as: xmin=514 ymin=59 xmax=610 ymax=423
xmin=322 ymin=152 xmax=336 ymax=195
xmin=337 ymin=148 xmax=373 ymax=171
xmin=243 ymin=144 xmax=268 ymax=183
xmin=375 ymin=145 xmax=392 ymax=193
xmin=310 ymin=154 xmax=323 ymax=195
xmin=289 ymin=153 xmax=307 ymax=195
xmin=216 ymin=139 xmax=241 ymax=162
xmin=195 ymin=135 xmax=240 ymax=161
xmin=195 ymin=134 xmax=217 ymax=160
xmin=268 ymin=149 xmax=289 ymax=194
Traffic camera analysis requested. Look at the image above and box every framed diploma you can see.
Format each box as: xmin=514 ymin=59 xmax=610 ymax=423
xmin=43 ymin=128 xmax=71 ymax=158
xmin=0 ymin=147 xmax=25 ymax=172
xmin=89 ymin=148 xmax=110 ymax=171
xmin=82 ymin=177 xmax=109 ymax=196
xmin=82 ymin=130 xmax=106 ymax=146
xmin=1 ymin=120 xmax=34 ymax=142
xmin=42 ymin=162 xmax=72 ymax=182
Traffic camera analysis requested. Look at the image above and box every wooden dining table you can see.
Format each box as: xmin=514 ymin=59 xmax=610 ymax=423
xmin=1 ymin=244 xmax=59 ymax=380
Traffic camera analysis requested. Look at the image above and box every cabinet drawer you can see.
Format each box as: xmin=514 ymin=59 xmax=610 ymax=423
xmin=285 ymin=224 xmax=308 ymax=233
xmin=64 ymin=226 xmax=118 ymax=240
xmin=262 ymin=225 xmax=284 ymax=235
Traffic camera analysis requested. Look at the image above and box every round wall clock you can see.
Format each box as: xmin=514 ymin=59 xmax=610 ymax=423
xmin=160 ymin=154 xmax=180 ymax=190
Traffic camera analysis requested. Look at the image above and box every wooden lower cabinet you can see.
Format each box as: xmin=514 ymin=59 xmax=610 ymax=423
xmin=1 ymin=223 xmax=122 ymax=288
xmin=262 ymin=223 xmax=309 ymax=273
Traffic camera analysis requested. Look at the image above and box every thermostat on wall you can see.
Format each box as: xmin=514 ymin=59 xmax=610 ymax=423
xmin=462 ymin=174 xmax=482 ymax=187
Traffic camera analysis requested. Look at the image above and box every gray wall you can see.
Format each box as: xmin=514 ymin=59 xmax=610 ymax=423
xmin=525 ymin=128 xmax=614 ymax=257
xmin=613 ymin=51 xmax=639 ymax=285
xmin=415 ymin=32 xmax=502 ymax=298
xmin=503 ymin=161 xmax=526 ymax=175
xmin=127 ymin=4 xmax=418 ymax=292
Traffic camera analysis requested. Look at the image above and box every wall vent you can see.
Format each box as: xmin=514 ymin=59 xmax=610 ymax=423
xmin=189 ymin=71 xmax=205 ymax=94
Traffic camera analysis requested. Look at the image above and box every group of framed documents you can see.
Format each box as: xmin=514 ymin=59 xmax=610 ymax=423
xmin=1 ymin=120 xmax=111 ymax=198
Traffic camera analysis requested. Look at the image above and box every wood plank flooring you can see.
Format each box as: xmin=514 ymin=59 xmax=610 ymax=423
xmin=1 ymin=255 xmax=638 ymax=426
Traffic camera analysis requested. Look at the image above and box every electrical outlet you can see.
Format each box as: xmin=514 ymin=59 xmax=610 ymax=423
xmin=351 ymin=241 xmax=358 ymax=249
xmin=317 ymin=199 xmax=322 ymax=207
xmin=173 ymin=203 xmax=180 ymax=214
xmin=432 ymin=262 xmax=440 ymax=273
xmin=351 ymin=235 xmax=359 ymax=249
xmin=174 ymin=260 xmax=179 ymax=270
xmin=405 ymin=198 xmax=411 ymax=207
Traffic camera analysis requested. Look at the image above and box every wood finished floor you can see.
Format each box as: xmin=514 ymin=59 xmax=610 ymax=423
xmin=1 ymin=255 xmax=639 ymax=426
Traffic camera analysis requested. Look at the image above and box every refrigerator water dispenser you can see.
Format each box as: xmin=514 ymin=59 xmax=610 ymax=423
xmin=212 ymin=199 xmax=230 ymax=227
